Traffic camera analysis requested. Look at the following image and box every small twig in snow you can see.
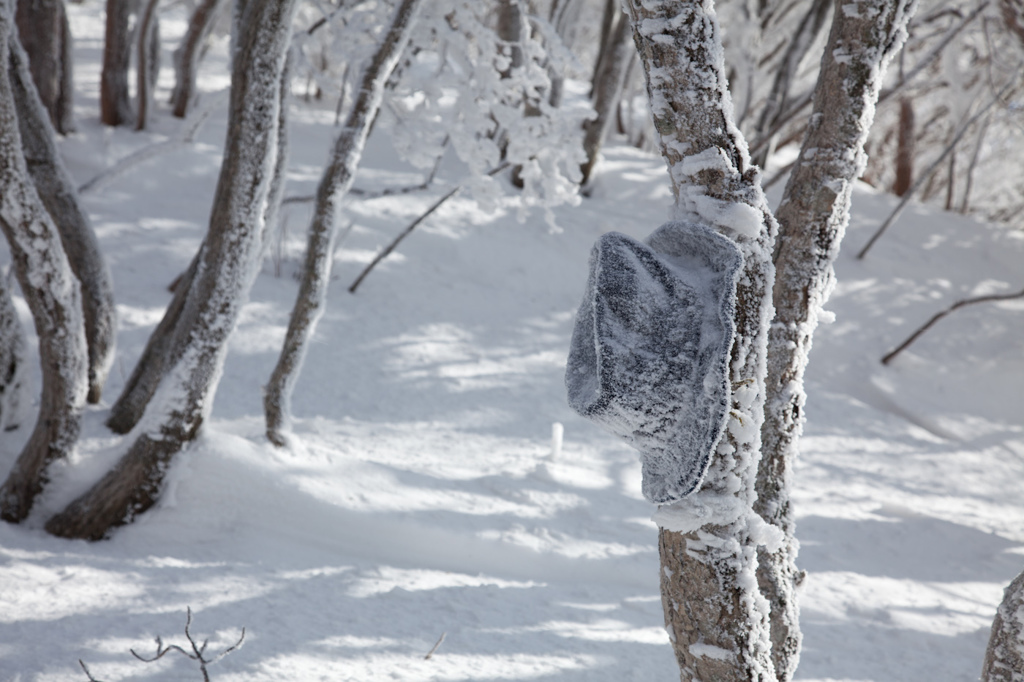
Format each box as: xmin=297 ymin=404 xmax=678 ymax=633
xmin=78 ymin=659 xmax=106 ymax=682
xmin=424 ymin=632 xmax=447 ymax=660
xmin=129 ymin=607 xmax=246 ymax=682
xmin=881 ymin=286 xmax=1024 ymax=365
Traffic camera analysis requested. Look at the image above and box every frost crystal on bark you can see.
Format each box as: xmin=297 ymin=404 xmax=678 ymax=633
xmin=566 ymin=220 xmax=741 ymax=503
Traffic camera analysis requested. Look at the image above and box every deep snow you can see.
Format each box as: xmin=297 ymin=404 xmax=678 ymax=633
xmin=1 ymin=4 xmax=1023 ymax=681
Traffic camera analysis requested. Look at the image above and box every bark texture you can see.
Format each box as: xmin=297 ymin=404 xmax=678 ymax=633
xmin=135 ymin=0 xmax=161 ymax=130
xmin=9 ymin=36 xmax=117 ymax=404
xmin=100 ymin=0 xmax=133 ymax=126
xmin=0 ymin=0 xmax=89 ymax=523
xmin=170 ymin=0 xmax=227 ymax=118
xmin=0 ymin=270 xmax=28 ymax=431
xmin=15 ymin=0 xmax=74 ymax=133
xmin=623 ymin=1 xmax=778 ymax=679
xmin=981 ymin=567 xmax=1024 ymax=682
xmin=264 ymin=0 xmax=423 ymax=447
xmin=893 ymin=97 xmax=914 ymax=196
xmin=758 ymin=1 xmax=916 ymax=678
xmin=580 ymin=12 xmax=632 ymax=184
xmin=47 ymin=0 xmax=299 ymax=540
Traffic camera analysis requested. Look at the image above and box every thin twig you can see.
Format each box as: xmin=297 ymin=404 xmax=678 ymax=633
xmin=425 ymin=632 xmax=447 ymax=660
xmin=78 ymin=660 xmax=106 ymax=682
xmin=881 ymin=286 xmax=1024 ymax=365
xmin=348 ymin=162 xmax=509 ymax=293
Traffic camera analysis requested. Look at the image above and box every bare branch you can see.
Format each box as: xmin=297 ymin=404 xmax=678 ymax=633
xmin=881 ymin=285 xmax=1024 ymax=365
xmin=424 ymin=632 xmax=447 ymax=660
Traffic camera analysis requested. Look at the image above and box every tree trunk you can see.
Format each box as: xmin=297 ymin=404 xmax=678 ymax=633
xmin=590 ymin=0 xmax=617 ymax=96
xmin=758 ymin=1 xmax=916 ymax=678
xmin=15 ymin=0 xmax=75 ymax=134
xmin=135 ymin=0 xmax=160 ymax=131
xmin=0 ymin=270 xmax=28 ymax=432
xmin=580 ymin=12 xmax=632 ymax=185
xmin=170 ymin=0 xmax=227 ymax=118
xmin=9 ymin=36 xmax=117 ymax=404
xmin=100 ymin=0 xmax=134 ymax=126
xmin=0 ymin=1 xmax=89 ymax=523
xmin=623 ymin=1 xmax=779 ymax=679
xmin=263 ymin=0 xmax=423 ymax=447
xmin=751 ymin=0 xmax=831 ymax=168
xmin=893 ymin=97 xmax=914 ymax=196
xmin=46 ymin=0 xmax=299 ymax=540
xmin=981 ymin=567 xmax=1024 ymax=681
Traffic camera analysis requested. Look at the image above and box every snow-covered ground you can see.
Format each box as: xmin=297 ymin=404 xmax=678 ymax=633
xmin=2 ymin=6 xmax=1023 ymax=681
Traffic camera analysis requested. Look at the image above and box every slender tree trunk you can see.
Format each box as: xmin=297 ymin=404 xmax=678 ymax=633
xmin=758 ymin=1 xmax=916 ymax=678
xmin=751 ymin=0 xmax=831 ymax=167
xmin=893 ymin=97 xmax=914 ymax=196
xmin=981 ymin=567 xmax=1024 ymax=682
xmin=264 ymin=0 xmax=424 ymax=447
xmin=170 ymin=0 xmax=226 ymax=118
xmin=0 ymin=270 xmax=28 ymax=432
xmin=0 ymin=1 xmax=89 ymax=523
xmin=580 ymin=13 xmax=632 ymax=185
xmin=590 ymin=0 xmax=617 ymax=96
xmin=100 ymin=0 xmax=134 ymax=126
xmin=9 ymin=36 xmax=117 ymax=404
xmin=46 ymin=0 xmax=299 ymax=541
xmin=623 ymin=1 xmax=778 ymax=679
xmin=135 ymin=0 xmax=160 ymax=131
xmin=15 ymin=0 xmax=75 ymax=134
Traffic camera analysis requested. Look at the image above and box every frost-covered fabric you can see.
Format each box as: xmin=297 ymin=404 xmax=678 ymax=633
xmin=566 ymin=221 xmax=742 ymax=503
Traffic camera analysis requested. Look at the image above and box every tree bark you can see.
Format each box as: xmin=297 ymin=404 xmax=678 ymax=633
xmin=0 ymin=0 xmax=89 ymax=523
xmin=170 ymin=0 xmax=227 ymax=118
xmin=758 ymin=1 xmax=916 ymax=678
xmin=9 ymin=36 xmax=117 ymax=404
xmin=981 ymin=567 xmax=1024 ymax=682
xmin=100 ymin=0 xmax=134 ymax=126
xmin=893 ymin=97 xmax=914 ymax=196
xmin=580 ymin=13 xmax=632 ymax=185
xmin=15 ymin=0 xmax=75 ymax=134
xmin=135 ymin=0 xmax=160 ymax=131
xmin=623 ymin=1 xmax=778 ymax=679
xmin=264 ymin=0 xmax=423 ymax=447
xmin=0 ymin=270 xmax=28 ymax=432
xmin=46 ymin=0 xmax=299 ymax=540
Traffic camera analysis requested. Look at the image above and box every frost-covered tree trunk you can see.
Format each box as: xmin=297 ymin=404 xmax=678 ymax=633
xmin=981 ymin=567 xmax=1024 ymax=681
xmin=46 ymin=0 xmax=299 ymax=540
xmin=580 ymin=10 xmax=632 ymax=185
xmin=170 ymin=0 xmax=227 ymax=118
xmin=15 ymin=0 xmax=74 ymax=134
xmin=0 ymin=0 xmax=89 ymax=523
xmin=264 ymin=0 xmax=423 ymax=447
xmin=9 ymin=36 xmax=117 ymax=404
xmin=0 ymin=270 xmax=28 ymax=432
xmin=623 ymin=1 xmax=778 ymax=679
xmin=757 ymin=1 xmax=915 ymax=678
xmin=135 ymin=0 xmax=161 ymax=131
xmin=100 ymin=0 xmax=134 ymax=126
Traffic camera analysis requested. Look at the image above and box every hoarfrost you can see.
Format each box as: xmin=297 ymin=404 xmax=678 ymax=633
xmin=566 ymin=220 xmax=742 ymax=503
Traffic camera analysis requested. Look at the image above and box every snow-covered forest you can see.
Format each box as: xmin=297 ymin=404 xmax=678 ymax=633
xmin=1 ymin=0 xmax=1023 ymax=679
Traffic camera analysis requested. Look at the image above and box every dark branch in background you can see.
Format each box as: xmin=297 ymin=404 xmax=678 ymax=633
xmin=348 ymin=162 xmax=509 ymax=293
xmin=881 ymin=286 xmax=1024 ymax=365
xmin=857 ymin=81 xmax=1013 ymax=259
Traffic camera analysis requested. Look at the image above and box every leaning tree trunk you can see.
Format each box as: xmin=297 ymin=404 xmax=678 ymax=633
xmin=170 ymin=0 xmax=227 ymax=118
xmin=0 ymin=0 xmax=89 ymax=523
xmin=756 ymin=1 xmax=916 ymax=678
xmin=46 ymin=0 xmax=299 ymax=541
xmin=0 ymin=270 xmax=28 ymax=432
xmin=100 ymin=0 xmax=134 ymax=126
xmin=579 ymin=12 xmax=632 ymax=185
xmin=9 ymin=36 xmax=117 ymax=404
xmin=106 ymin=48 xmax=291 ymax=436
xmin=263 ymin=0 xmax=423 ymax=447
xmin=623 ymin=1 xmax=779 ymax=679
xmin=981 ymin=567 xmax=1024 ymax=682
xmin=15 ymin=0 xmax=74 ymax=134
